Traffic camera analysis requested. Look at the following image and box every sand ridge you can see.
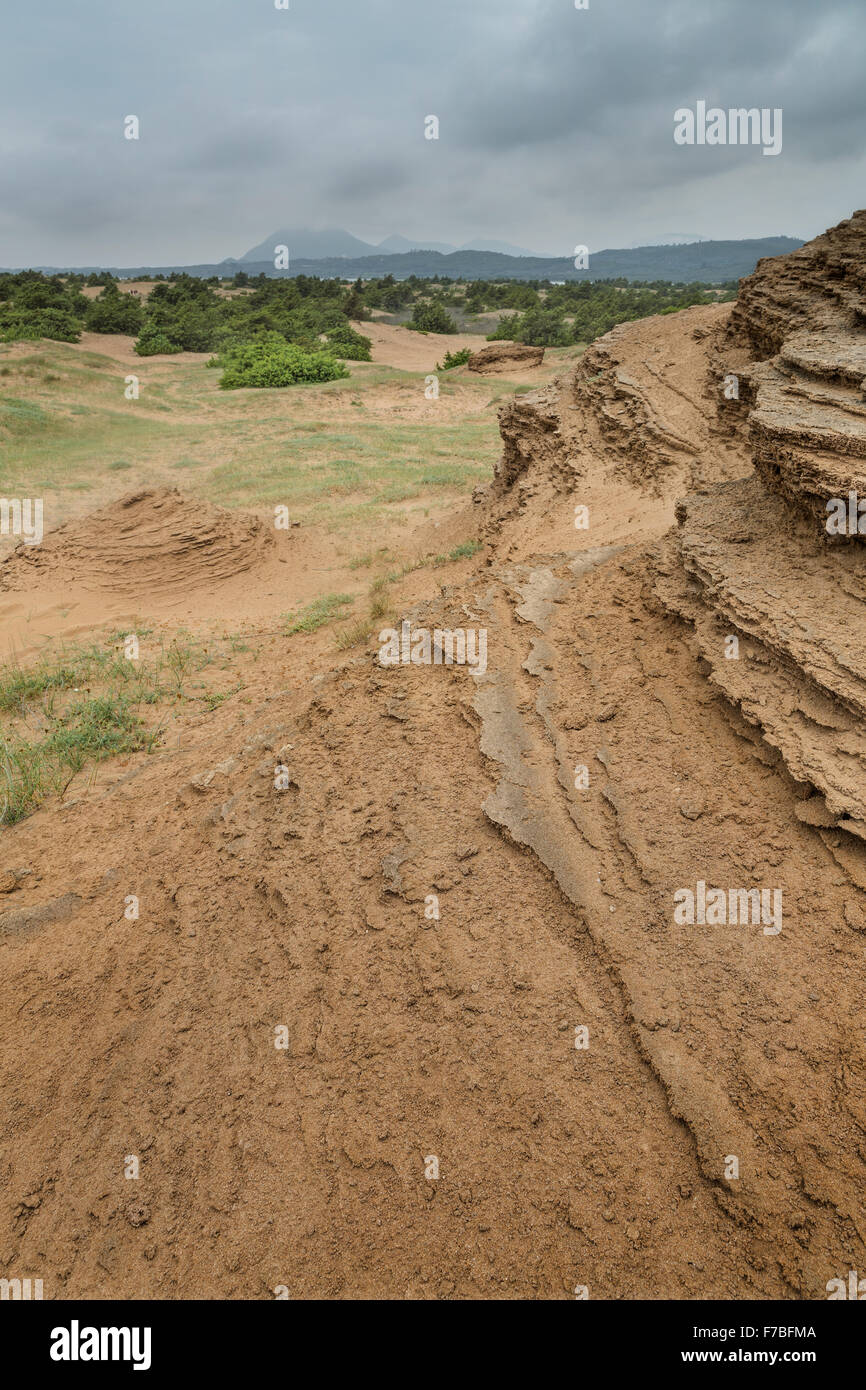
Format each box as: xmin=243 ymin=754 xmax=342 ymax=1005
xmin=0 ymin=487 xmax=274 ymax=594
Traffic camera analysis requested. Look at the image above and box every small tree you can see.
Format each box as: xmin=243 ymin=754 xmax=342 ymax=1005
xmin=343 ymin=278 xmax=369 ymax=321
xmin=409 ymin=301 xmax=458 ymax=334
xmin=437 ymin=347 xmax=472 ymax=370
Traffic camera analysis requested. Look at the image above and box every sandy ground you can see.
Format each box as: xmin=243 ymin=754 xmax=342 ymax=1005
xmin=361 ymin=320 xmax=485 ymax=372
xmin=0 ymin=270 xmax=864 ymax=1299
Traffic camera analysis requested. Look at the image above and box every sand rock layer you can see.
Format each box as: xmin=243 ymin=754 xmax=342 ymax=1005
xmin=0 ymin=488 xmax=272 ymax=593
xmin=655 ymin=210 xmax=866 ymax=834
xmin=468 ymin=342 xmax=544 ymax=374
xmin=477 ymin=304 xmax=750 ymax=560
xmin=730 ymin=210 xmax=866 ymax=527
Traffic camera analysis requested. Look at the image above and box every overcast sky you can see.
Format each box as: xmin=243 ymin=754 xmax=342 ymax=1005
xmin=1 ymin=0 xmax=864 ymax=266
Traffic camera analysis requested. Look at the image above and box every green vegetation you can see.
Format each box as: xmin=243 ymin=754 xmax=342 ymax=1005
xmin=324 ymin=323 xmax=372 ymax=360
xmin=85 ymin=281 xmax=144 ymax=335
xmin=0 ymin=341 xmax=503 ymax=527
xmin=408 ymin=301 xmax=458 ymax=334
xmin=436 ymin=538 xmax=482 ymax=562
xmin=213 ymin=334 xmax=350 ymax=389
xmin=0 ymin=268 xmax=734 ymax=363
xmin=135 ymin=273 xmax=373 ymax=360
xmin=0 ymin=270 xmax=373 ymax=374
xmin=282 ymin=592 xmax=354 ymax=634
xmin=486 ymin=279 xmax=735 ymax=345
xmin=437 ymin=347 xmax=472 ymax=369
xmin=0 ymin=273 xmax=86 ymax=343
xmin=135 ymin=322 xmax=182 ymax=356
xmin=0 ymin=631 xmax=249 ymax=823
xmin=1 ymin=695 xmax=152 ymax=823
xmin=488 ymin=306 xmax=570 ymax=347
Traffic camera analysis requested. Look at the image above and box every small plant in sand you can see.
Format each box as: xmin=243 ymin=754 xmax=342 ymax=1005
xmin=283 ymin=593 xmax=355 ymax=635
xmin=437 ymin=347 xmax=472 ymax=370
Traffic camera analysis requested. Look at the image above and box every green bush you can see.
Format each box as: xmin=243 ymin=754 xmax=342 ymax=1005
xmin=134 ymin=322 xmax=182 ymax=356
xmin=408 ymin=301 xmax=458 ymax=334
xmin=437 ymin=347 xmax=472 ymax=370
xmin=85 ymin=283 xmax=144 ymax=335
xmin=0 ymin=273 xmax=86 ymax=339
xmin=343 ymin=280 xmax=370 ymax=321
xmin=0 ymin=307 xmax=82 ymax=343
xmin=140 ymin=275 xmax=223 ymax=351
xmin=325 ymin=325 xmax=372 ymax=361
xmin=216 ymin=334 xmax=350 ymax=389
xmin=488 ymin=307 xmax=569 ymax=347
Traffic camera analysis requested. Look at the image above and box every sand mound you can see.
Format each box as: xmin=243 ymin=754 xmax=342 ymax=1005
xmin=467 ymin=342 xmax=544 ymax=373
xmin=0 ymin=488 xmax=272 ymax=593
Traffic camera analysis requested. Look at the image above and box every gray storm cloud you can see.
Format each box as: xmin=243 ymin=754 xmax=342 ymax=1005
xmin=1 ymin=0 xmax=864 ymax=266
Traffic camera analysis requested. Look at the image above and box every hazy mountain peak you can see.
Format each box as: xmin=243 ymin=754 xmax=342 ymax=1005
xmin=240 ymin=227 xmax=378 ymax=262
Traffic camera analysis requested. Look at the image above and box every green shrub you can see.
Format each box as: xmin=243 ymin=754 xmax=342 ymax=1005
xmin=134 ymin=322 xmax=182 ymax=356
xmin=487 ymin=307 xmax=569 ymax=347
xmin=85 ymin=283 xmax=144 ymax=335
xmin=216 ymin=334 xmax=350 ymax=389
xmin=0 ymin=308 xmax=82 ymax=343
xmin=325 ymin=325 xmax=372 ymax=361
xmin=343 ymin=280 xmax=370 ymax=321
xmin=437 ymin=347 xmax=472 ymax=370
xmin=409 ymin=301 xmax=458 ymax=334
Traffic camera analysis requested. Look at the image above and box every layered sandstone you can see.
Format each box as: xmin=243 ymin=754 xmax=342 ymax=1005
xmin=467 ymin=341 xmax=544 ymax=373
xmin=655 ymin=210 xmax=866 ymax=836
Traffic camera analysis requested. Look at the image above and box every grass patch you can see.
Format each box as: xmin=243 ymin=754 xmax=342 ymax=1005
xmin=431 ymin=538 xmax=483 ymax=564
xmin=283 ymin=592 xmax=354 ymax=635
xmin=1 ymin=694 xmax=156 ymax=823
xmin=0 ymin=631 xmax=228 ymax=823
xmin=0 ymin=338 xmax=504 ymax=519
xmin=347 ymin=546 xmax=397 ymax=571
xmin=334 ymin=617 xmax=373 ymax=651
xmin=0 ymin=397 xmax=55 ymax=439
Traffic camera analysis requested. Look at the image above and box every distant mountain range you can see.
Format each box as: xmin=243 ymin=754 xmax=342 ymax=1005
xmin=239 ymin=228 xmax=547 ymax=260
xmin=6 ymin=236 xmax=803 ymax=284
